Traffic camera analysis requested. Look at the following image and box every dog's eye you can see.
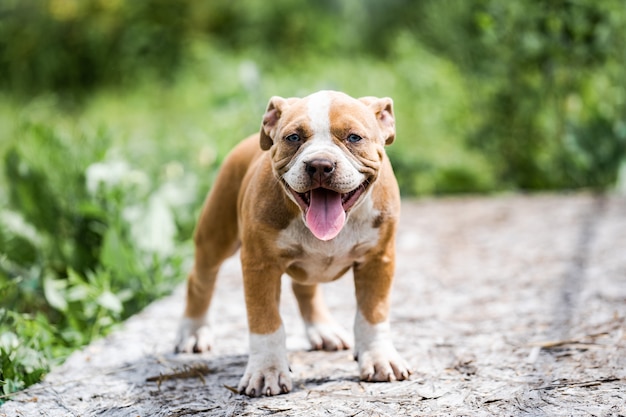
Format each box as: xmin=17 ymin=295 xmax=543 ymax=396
xmin=347 ymin=133 xmax=363 ymax=143
xmin=285 ymin=133 xmax=301 ymax=143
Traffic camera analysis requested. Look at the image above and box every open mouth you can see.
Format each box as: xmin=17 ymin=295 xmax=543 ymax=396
xmin=286 ymin=181 xmax=369 ymax=241
xmin=288 ymin=183 xmax=367 ymax=214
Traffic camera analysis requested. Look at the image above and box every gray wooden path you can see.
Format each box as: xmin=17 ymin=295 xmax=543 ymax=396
xmin=2 ymin=193 xmax=625 ymax=416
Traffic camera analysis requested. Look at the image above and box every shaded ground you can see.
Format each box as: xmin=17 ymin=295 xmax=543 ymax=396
xmin=2 ymin=193 xmax=625 ymax=416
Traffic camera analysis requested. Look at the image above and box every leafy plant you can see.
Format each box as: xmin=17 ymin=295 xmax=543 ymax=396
xmin=0 ymin=310 xmax=53 ymax=396
xmin=0 ymin=120 xmax=195 ymax=400
xmin=406 ymin=0 xmax=626 ymax=190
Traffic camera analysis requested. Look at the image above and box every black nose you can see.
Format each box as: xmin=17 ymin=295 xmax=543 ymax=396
xmin=305 ymin=158 xmax=335 ymax=179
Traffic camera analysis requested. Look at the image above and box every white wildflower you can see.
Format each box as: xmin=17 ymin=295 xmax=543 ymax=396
xmin=85 ymin=160 xmax=131 ymax=195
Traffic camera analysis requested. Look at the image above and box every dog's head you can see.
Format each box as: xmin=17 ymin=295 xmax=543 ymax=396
xmin=259 ymin=90 xmax=395 ymax=241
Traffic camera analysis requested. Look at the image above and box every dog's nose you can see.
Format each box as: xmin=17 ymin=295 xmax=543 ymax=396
xmin=305 ymin=158 xmax=335 ymax=180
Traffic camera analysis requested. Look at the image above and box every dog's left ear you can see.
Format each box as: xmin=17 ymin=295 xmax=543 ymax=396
xmin=260 ymin=96 xmax=291 ymax=151
xmin=359 ymin=97 xmax=396 ymax=145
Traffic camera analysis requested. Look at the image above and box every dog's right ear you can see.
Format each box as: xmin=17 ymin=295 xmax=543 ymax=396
xmin=260 ymin=96 xmax=289 ymax=151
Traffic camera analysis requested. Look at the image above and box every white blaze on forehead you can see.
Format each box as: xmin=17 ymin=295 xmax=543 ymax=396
xmin=306 ymin=91 xmax=332 ymax=143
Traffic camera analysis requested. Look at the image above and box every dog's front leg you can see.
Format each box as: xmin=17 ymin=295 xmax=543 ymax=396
xmin=237 ymin=260 xmax=292 ymax=397
xmin=353 ymin=251 xmax=412 ymax=382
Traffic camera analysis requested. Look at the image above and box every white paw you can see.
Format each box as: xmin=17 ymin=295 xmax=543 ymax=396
xmin=174 ymin=317 xmax=213 ymax=353
xmin=354 ymin=311 xmax=412 ymax=382
xmin=238 ymin=362 xmax=292 ymax=397
xmin=356 ymin=344 xmax=412 ymax=382
xmin=305 ymin=322 xmax=351 ymax=351
xmin=238 ymin=327 xmax=292 ymax=397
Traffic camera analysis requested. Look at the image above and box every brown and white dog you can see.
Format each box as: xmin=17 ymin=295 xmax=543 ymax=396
xmin=175 ymin=90 xmax=412 ymax=396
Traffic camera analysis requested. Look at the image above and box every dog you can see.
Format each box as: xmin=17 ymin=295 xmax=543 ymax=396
xmin=175 ymin=90 xmax=412 ymax=396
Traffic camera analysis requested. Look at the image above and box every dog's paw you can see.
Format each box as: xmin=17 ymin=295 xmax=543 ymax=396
xmin=238 ymin=328 xmax=292 ymax=397
xmin=238 ymin=361 xmax=292 ymax=397
xmin=354 ymin=312 xmax=412 ymax=382
xmin=237 ymin=350 xmax=292 ymax=396
xmin=174 ymin=317 xmax=213 ymax=353
xmin=305 ymin=322 xmax=351 ymax=351
xmin=356 ymin=344 xmax=412 ymax=382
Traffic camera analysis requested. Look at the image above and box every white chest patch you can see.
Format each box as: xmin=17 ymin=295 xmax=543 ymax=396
xmin=277 ymin=195 xmax=381 ymax=284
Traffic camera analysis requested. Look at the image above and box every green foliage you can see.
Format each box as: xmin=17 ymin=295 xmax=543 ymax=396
xmin=1 ymin=0 xmax=624 ymax=191
xmin=402 ymin=0 xmax=626 ymax=190
xmin=0 ymin=119 xmax=195 ymax=400
xmin=5 ymin=122 xmax=108 ymax=273
xmin=469 ymin=0 xmax=626 ymax=190
xmin=0 ymin=0 xmax=188 ymax=94
xmin=1 ymin=311 xmax=52 ymax=395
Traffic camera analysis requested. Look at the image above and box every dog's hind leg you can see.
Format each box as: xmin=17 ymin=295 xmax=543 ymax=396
xmin=175 ymin=137 xmax=260 ymax=353
xmin=175 ymin=189 xmax=240 ymax=353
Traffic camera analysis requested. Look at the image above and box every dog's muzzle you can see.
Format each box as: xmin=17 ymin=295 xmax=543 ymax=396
xmin=286 ymin=180 xmax=368 ymax=241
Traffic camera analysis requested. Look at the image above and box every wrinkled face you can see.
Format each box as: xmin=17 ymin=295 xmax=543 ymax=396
xmin=260 ymin=90 xmax=396 ymax=241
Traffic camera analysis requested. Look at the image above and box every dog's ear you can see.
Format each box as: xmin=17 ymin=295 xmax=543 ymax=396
xmin=260 ymin=96 xmax=289 ymax=151
xmin=359 ymin=96 xmax=396 ymax=145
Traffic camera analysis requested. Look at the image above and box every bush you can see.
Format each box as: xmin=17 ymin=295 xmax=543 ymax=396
xmin=0 ymin=120 xmax=196 ymax=399
xmin=0 ymin=0 xmax=189 ymax=94
xmin=402 ymin=0 xmax=626 ymax=190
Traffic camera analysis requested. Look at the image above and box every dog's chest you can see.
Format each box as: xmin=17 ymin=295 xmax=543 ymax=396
xmin=277 ymin=204 xmax=381 ymax=284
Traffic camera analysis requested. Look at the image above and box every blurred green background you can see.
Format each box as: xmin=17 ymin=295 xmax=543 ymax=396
xmin=1 ymin=0 xmax=625 ymax=398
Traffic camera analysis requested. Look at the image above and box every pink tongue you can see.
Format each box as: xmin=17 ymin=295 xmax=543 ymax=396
xmin=306 ymin=188 xmax=346 ymax=241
